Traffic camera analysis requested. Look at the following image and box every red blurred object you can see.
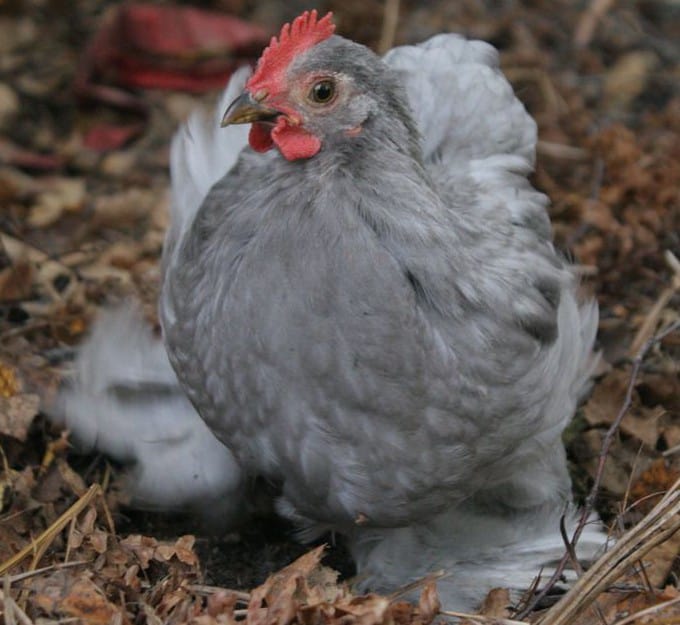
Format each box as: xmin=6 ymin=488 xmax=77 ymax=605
xmin=77 ymin=3 xmax=269 ymax=94
xmin=0 ymin=138 xmax=64 ymax=171
xmin=82 ymin=122 xmax=146 ymax=152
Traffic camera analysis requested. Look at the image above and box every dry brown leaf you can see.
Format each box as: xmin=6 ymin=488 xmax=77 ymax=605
xmin=582 ymin=370 xmax=628 ymax=428
xmin=155 ymin=542 xmax=179 ymax=562
xmin=35 ymin=260 xmax=78 ymax=302
xmin=206 ymin=590 xmax=240 ymax=619
xmin=582 ymin=369 xmax=664 ymax=448
xmin=637 ymin=531 xmax=680 ymax=588
xmin=418 ymin=580 xmax=441 ymax=625
xmin=90 ymin=528 xmax=109 ymax=556
xmin=335 ymin=594 xmax=391 ymax=625
xmin=92 ymin=188 xmax=159 ymax=228
xmin=120 ymin=534 xmax=158 ymax=568
xmin=0 ymin=233 xmax=48 ymax=264
xmin=0 ymin=392 xmax=39 ymax=441
xmin=0 ymin=82 xmax=19 ymax=129
xmin=0 ymin=362 xmax=21 ymax=398
xmin=603 ymin=51 xmax=659 ymax=112
xmin=619 ymin=406 xmax=665 ymax=449
xmin=568 ymin=586 xmax=679 ymax=625
xmin=21 ymin=177 xmax=85 ymax=228
xmin=155 ymin=583 xmax=192 ymax=617
xmin=123 ymin=563 xmax=141 ymax=590
xmin=630 ymin=459 xmax=680 ymax=514
xmin=33 ymin=457 xmax=87 ymax=503
xmin=174 ymin=534 xmax=199 ymax=566
xmin=576 ymin=429 xmax=654 ymax=497
xmin=306 ymin=564 xmax=342 ymax=604
xmin=662 ymin=425 xmax=680 ymax=450
xmin=389 ymin=601 xmax=418 ymax=625
xmin=77 ymin=262 xmax=132 ymax=285
xmin=247 ymin=546 xmax=327 ymax=625
xmin=56 ymin=457 xmax=88 ymax=496
xmin=98 ymin=240 xmax=143 ymax=269
xmin=59 ymin=576 xmax=128 ymax=624
xmin=477 ymin=588 xmax=512 ymax=619
xmin=32 ymin=573 xmax=129 ymax=624
xmin=0 ymin=260 xmax=34 ymax=301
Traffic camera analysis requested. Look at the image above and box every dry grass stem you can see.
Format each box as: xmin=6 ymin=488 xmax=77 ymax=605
xmin=187 ymin=584 xmax=251 ymax=601
xmin=535 ymin=478 xmax=680 ymax=625
xmin=613 ymin=593 xmax=680 ymax=625
xmin=628 ymin=251 xmax=680 ymax=356
xmin=537 ymin=140 xmax=589 ymax=161
xmin=0 ymin=484 xmax=101 ymax=576
xmin=439 ymin=609 xmax=528 ymax=624
xmin=1 ymin=577 xmax=33 ymax=625
xmin=574 ymin=0 xmax=616 ymax=47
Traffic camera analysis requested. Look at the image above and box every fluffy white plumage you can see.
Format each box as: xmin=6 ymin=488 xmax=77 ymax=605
xmin=54 ymin=31 xmax=605 ymax=610
xmin=56 ymin=306 xmax=243 ymax=525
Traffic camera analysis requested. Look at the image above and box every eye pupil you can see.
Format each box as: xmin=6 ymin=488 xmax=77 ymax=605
xmin=311 ymin=80 xmax=335 ymax=103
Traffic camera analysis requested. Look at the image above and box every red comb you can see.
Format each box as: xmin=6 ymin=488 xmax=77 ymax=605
xmin=246 ymin=10 xmax=335 ymax=96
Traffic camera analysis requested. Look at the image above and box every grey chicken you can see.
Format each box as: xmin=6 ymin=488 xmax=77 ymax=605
xmin=58 ymin=10 xmax=604 ymax=609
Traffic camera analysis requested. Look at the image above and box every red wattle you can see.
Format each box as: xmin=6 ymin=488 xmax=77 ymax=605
xmin=271 ymin=120 xmax=322 ymax=161
xmin=248 ymin=123 xmax=274 ymax=153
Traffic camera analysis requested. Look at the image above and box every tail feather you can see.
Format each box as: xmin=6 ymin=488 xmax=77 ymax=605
xmin=384 ymin=34 xmax=536 ymax=167
xmin=54 ymin=305 xmax=243 ymax=524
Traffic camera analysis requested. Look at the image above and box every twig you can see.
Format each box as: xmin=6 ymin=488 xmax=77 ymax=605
xmin=662 ymin=443 xmax=680 ymax=457
xmin=3 ymin=576 xmax=16 ymax=625
xmin=574 ymin=0 xmax=616 ymax=48
xmin=537 ymin=140 xmax=589 ymax=161
xmin=0 ymin=483 xmax=101 ymax=576
xmin=516 ymin=320 xmax=680 ymax=619
xmin=377 ymin=0 xmax=400 ymax=54
xmin=439 ymin=610 xmax=528 ymax=624
xmin=628 ymin=251 xmax=680 ymax=356
xmin=5 ymin=560 xmax=87 ymax=585
xmin=186 ymin=584 xmax=251 ymax=602
xmin=1 ymin=577 xmax=33 ymax=625
xmin=612 ymin=593 xmax=680 ymax=625
xmin=560 ymin=514 xmax=584 ymax=575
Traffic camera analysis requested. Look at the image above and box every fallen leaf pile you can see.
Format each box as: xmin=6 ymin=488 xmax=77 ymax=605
xmin=0 ymin=0 xmax=678 ymax=623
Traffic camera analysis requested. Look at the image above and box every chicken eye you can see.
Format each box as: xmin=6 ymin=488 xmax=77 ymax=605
xmin=309 ymin=80 xmax=336 ymax=105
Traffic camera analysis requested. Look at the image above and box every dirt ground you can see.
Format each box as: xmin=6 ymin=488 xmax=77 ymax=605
xmin=0 ymin=1 xmax=679 ymax=623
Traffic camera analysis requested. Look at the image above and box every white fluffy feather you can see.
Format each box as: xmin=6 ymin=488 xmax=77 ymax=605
xmin=55 ymin=306 xmax=243 ymax=524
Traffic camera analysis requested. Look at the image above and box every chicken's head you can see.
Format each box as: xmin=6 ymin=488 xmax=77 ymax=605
xmin=222 ymin=10 xmax=398 ymax=161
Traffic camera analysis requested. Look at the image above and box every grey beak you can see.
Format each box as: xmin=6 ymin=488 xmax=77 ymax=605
xmin=221 ymin=92 xmax=281 ymax=127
